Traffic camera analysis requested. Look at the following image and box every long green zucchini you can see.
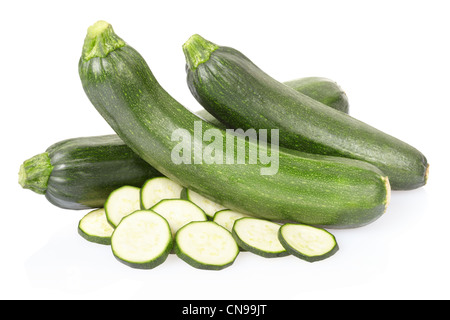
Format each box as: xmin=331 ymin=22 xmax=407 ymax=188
xmin=19 ymin=74 xmax=345 ymax=211
xmin=283 ymin=77 xmax=348 ymax=113
xmin=77 ymin=21 xmax=390 ymax=228
xmin=19 ymin=135 xmax=162 ymax=209
xmin=197 ymin=76 xmax=349 ymax=127
xmin=184 ymin=34 xmax=429 ymax=190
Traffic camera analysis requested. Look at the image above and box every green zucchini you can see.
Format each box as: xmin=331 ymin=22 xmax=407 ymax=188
xmin=196 ymin=76 xmax=349 ymax=127
xmin=232 ymin=217 xmax=288 ymax=258
xmin=111 ymin=209 xmax=172 ymax=269
xmin=174 ymin=221 xmax=239 ymax=270
xmin=78 ymin=208 xmax=114 ymax=245
xmin=19 ymin=78 xmax=347 ymax=210
xmin=184 ymin=34 xmax=429 ymax=190
xmin=78 ymin=21 xmax=390 ymax=228
xmin=283 ymin=77 xmax=349 ymax=113
xmin=18 ymin=135 xmax=162 ymax=210
xmin=278 ymin=223 xmax=339 ymax=262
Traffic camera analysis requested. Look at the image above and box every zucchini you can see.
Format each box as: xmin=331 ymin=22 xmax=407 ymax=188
xmin=196 ymin=76 xmax=349 ymax=127
xmin=104 ymin=185 xmax=141 ymax=227
xmin=18 ymin=135 xmax=162 ymax=210
xmin=278 ymin=223 xmax=339 ymax=262
xmin=181 ymin=188 xmax=227 ymax=218
xmin=19 ymin=79 xmax=347 ymax=210
xmin=78 ymin=21 xmax=390 ymax=228
xmin=283 ymin=77 xmax=349 ymax=113
xmin=78 ymin=208 xmax=114 ymax=245
xmin=150 ymin=199 xmax=208 ymax=236
xmin=232 ymin=217 xmax=288 ymax=258
xmin=184 ymin=34 xmax=429 ymax=190
xmin=174 ymin=221 xmax=239 ymax=270
xmin=111 ymin=209 xmax=172 ymax=269
xmin=140 ymin=177 xmax=183 ymax=209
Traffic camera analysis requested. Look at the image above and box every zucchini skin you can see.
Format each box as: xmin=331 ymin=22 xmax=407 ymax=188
xmin=185 ymin=36 xmax=428 ymax=190
xmin=35 ymin=135 xmax=162 ymax=209
xmin=78 ymin=21 xmax=390 ymax=228
xmin=283 ymin=77 xmax=349 ymax=114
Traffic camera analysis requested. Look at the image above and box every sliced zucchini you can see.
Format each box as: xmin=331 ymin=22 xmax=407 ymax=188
xmin=232 ymin=217 xmax=288 ymax=258
xmin=213 ymin=209 xmax=250 ymax=233
xmin=140 ymin=177 xmax=184 ymax=209
xmin=175 ymin=221 xmax=239 ymax=270
xmin=278 ymin=223 xmax=339 ymax=262
xmin=104 ymin=185 xmax=141 ymax=227
xmin=181 ymin=188 xmax=227 ymax=218
xmin=150 ymin=199 xmax=207 ymax=236
xmin=111 ymin=210 xmax=172 ymax=269
xmin=78 ymin=208 xmax=114 ymax=245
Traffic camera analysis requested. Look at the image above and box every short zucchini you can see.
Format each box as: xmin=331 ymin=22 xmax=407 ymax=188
xmin=111 ymin=210 xmax=172 ymax=269
xmin=278 ymin=223 xmax=339 ymax=262
xmin=18 ymin=135 xmax=162 ymax=210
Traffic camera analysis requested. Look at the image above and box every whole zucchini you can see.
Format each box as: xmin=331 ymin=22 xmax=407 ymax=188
xmin=19 ymin=135 xmax=162 ymax=209
xmin=184 ymin=34 xmax=429 ymax=190
xmin=77 ymin=21 xmax=390 ymax=228
xmin=283 ymin=77 xmax=349 ymax=113
xmin=19 ymin=76 xmax=345 ymax=211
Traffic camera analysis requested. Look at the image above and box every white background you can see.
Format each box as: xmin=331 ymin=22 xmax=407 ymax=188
xmin=2 ymin=0 xmax=449 ymax=300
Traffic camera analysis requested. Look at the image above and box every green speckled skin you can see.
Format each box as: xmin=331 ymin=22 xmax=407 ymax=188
xmin=283 ymin=77 xmax=349 ymax=114
xmin=78 ymin=26 xmax=390 ymax=228
xmin=45 ymin=135 xmax=162 ymax=209
xmin=185 ymin=42 xmax=428 ymax=190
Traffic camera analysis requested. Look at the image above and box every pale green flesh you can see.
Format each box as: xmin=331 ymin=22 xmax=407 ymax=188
xmin=280 ymin=224 xmax=337 ymax=257
xmin=184 ymin=189 xmax=227 ymax=218
xmin=111 ymin=210 xmax=172 ymax=264
xmin=233 ymin=218 xmax=286 ymax=254
xmin=213 ymin=209 xmax=250 ymax=233
xmin=105 ymin=186 xmax=141 ymax=227
xmin=141 ymin=177 xmax=183 ymax=209
xmin=78 ymin=208 xmax=114 ymax=244
xmin=151 ymin=199 xmax=207 ymax=236
xmin=176 ymin=221 xmax=239 ymax=268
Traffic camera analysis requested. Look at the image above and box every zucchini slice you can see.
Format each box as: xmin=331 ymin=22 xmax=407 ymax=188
xmin=181 ymin=188 xmax=227 ymax=218
xmin=278 ymin=223 xmax=339 ymax=262
xmin=150 ymin=199 xmax=207 ymax=236
xmin=78 ymin=208 xmax=114 ymax=245
xmin=213 ymin=209 xmax=250 ymax=233
xmin=175 ymin=221 xmax=239 ymax=270
xmin=232 ymin=217 xmax=288 ymax=258
xmin=111 ymin=210 xmax=172 ymax=269
xmin=104 ymin=185 xmax=141 ymax=227
xmin=140 ymin=177 xmax=184 ymax=209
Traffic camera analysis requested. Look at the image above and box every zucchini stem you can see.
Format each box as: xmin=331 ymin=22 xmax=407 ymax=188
xmin=81 ymin=20 xmax=126 ymax=61
xmin=182 ymin=34 xmax=219 ymax=70
xmin=18 ymin=152 xmax=53 ymax=194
